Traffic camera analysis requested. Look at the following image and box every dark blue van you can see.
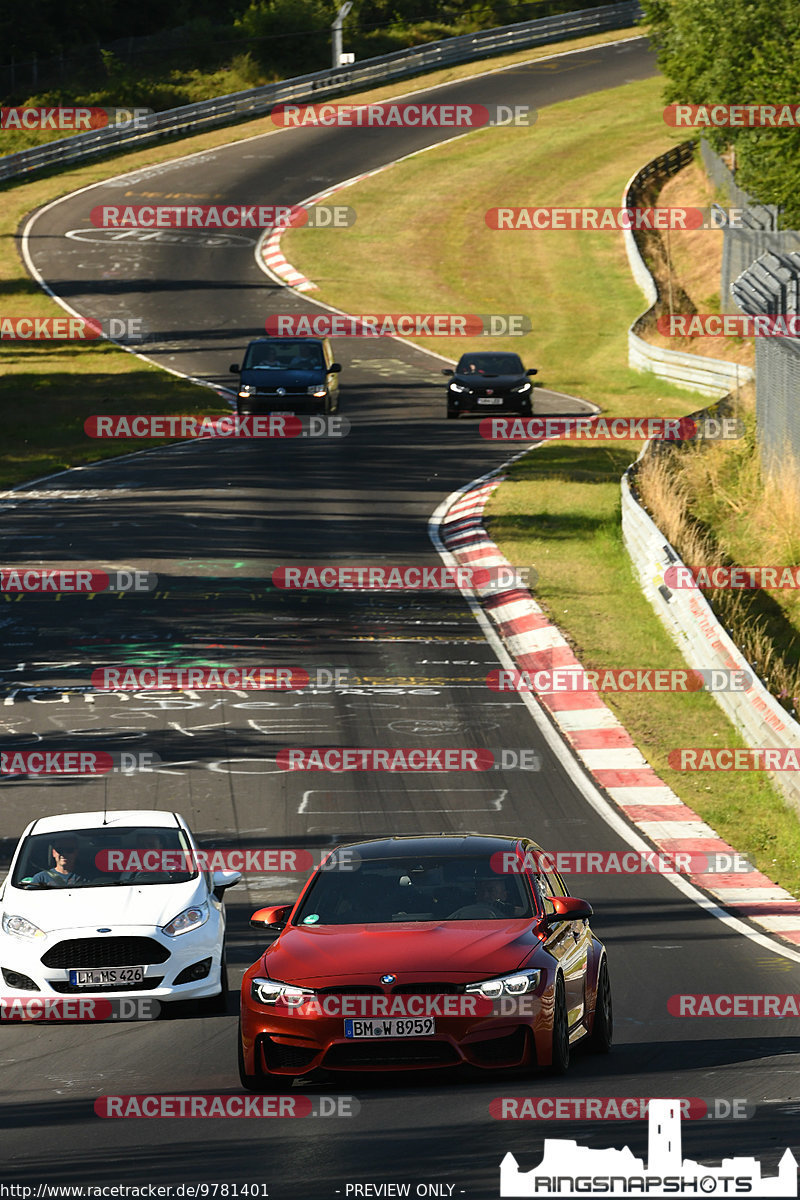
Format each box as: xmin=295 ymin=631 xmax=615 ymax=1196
xmin=230 ymin=337 xmax=341 ymax=415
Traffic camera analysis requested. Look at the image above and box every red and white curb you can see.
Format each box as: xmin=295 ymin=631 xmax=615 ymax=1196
xmin=440 ymin=475 xmax=800 ymax=949
xmin=259 ymin=169 xmax=384 ymax=293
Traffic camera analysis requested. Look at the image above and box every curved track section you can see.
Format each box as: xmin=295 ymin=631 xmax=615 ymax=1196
xmin=3 ymin=35 xmax=799 ymax=1200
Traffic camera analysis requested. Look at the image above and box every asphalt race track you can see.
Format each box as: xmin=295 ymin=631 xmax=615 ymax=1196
xmin=4 ymin=33 xmax=800 ymax=1200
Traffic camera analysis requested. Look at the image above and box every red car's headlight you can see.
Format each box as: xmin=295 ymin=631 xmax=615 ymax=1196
xmin=251 ymin=977 xmax=317 ymax=1006
xmin=465 ymin=969 xmax=541 ymax=999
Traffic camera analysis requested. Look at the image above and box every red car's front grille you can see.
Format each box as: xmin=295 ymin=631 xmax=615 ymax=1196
xmin=323 ymin=1041 xmax=460 ymax=1068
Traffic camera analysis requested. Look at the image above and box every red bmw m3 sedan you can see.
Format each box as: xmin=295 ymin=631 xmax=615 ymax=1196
xmin=238 ymin=834 xmax=611 ymax=1089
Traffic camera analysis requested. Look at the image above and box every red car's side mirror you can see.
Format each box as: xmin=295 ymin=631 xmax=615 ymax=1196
xmin=250 ymin=904 xmax=293 ymax=931
xmin=542 ymin=895 xmax=593 ymax=926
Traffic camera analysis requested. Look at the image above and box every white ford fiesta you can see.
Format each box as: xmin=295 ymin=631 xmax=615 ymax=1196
xmin=0 ymin=810 xmax=240 ymax=1011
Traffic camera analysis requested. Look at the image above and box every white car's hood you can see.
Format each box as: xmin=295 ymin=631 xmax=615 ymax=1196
xmin=3 ymin=879 xmax=206 ymax=934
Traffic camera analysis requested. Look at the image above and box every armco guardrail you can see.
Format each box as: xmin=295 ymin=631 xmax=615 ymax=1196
xmin=622 ymin=142 xmax=755 ymax=396
xmin=621 ymin=457 xmax=800 ymax=816
xmin=620 ymin=147 xmax=800 ymax=813
xmin=0 ymin=2 xmax=642 ymax=184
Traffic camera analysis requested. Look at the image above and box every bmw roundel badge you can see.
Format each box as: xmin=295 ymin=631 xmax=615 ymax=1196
xmin=380 ymin=974 xmax=396 ymax=985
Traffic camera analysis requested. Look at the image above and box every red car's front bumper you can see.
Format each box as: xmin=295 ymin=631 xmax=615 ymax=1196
xmin=239 ymin=976 xmax=557 ymax=1077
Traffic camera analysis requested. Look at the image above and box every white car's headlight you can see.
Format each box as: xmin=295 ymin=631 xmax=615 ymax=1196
xmin=238 ymin=385 xmax=256 ymax=397
xmin=251 ymin=977 xmax=316 ymax=1006
xmin=2 ymin=913 xmax=45 ymax=940
xmin=465 ymin=969 xmax=540 ymax=999
xmin=511 ymin=382 xmax=531 ymax=393
xmin=449 ymin=382 xmax=468 ymax=394
xmin=162 ymin=903 xmax=209 ymax=937
xmin=307 ymin=386 xmax=327 ymax=397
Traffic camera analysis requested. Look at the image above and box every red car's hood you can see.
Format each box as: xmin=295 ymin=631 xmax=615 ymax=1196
xmin=261 ymin=920 xmax=541 ymax=986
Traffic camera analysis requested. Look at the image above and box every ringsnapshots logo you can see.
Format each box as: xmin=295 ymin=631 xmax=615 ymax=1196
xmin=276 ymin=748 xmax=540 ymax=772
xmin=498 ymin=1099 xmax=797 ymax=1197
xmin=270 ymin=102 xmax=535 ymax=128
xmin=1 ymin=106 xmax=153 ymax=131
xmin=271 ymin=564 xmax=535 ymax=592
xmin=264 ymin=314 xmax=531 ymax=337
xmin=91 ymin=204 xmax=354 ymax=229
xmin=0 ymin=316 xmax=148 ymax=342
xmin=487 ymin=667 xmax=753 ymax=693
xmin=659 ymin=314 xmax=800 ymax=338
xmin=486 ymin=206 xmax=752 ymax=231
xmin=84 ymin=415 xmax=349 ymax=439
xmin=664 ymin=103 xmax=800 ymax=127
xmin=0 ymin=569 xmax=155 ymax=593
xmin=480 ymin=416 xmax=743 ymax=441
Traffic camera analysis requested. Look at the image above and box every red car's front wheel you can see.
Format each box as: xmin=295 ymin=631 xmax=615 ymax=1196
xmin=589 ymin=957 xmax=613 ymax=1053
xmin=547 ymin=974 xmax=570 ymax=1075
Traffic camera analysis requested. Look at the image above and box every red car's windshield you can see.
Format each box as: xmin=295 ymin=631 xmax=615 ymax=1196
xmin=292 ymin=855 xmax=534 ymax=924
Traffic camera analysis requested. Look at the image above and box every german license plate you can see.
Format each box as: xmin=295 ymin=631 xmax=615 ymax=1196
xmin=68 ymin=967 xmax=145 ymax=987
xmin=477 ymin=397 xmax=503 ymax=405
xmin=344 ymin=1017 xmax=436 ymax=1038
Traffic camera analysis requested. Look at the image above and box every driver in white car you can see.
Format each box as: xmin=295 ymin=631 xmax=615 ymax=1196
xmin=29 ymin=836 xmax=88 ymax=888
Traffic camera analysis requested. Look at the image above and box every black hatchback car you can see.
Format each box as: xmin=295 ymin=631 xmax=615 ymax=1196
xmin=443 ymin=352 xmax=537 ymax=419
xmin=230 ymin=337 xmax=341 ymax=415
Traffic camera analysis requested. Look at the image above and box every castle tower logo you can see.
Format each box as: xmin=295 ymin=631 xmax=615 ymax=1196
xmin=500 ymin=1099 xmax=797 ymax=1197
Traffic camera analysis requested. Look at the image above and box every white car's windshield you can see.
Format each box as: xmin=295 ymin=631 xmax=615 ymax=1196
xmin=12 ymin=827 xmax=199 ymax=889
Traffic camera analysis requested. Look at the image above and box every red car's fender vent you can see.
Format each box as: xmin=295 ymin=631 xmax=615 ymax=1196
xmin=258 ymin=1036 xmax=319 ymax=1073
xmin=462 ymin=1026 xmax=528 ymax=1067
